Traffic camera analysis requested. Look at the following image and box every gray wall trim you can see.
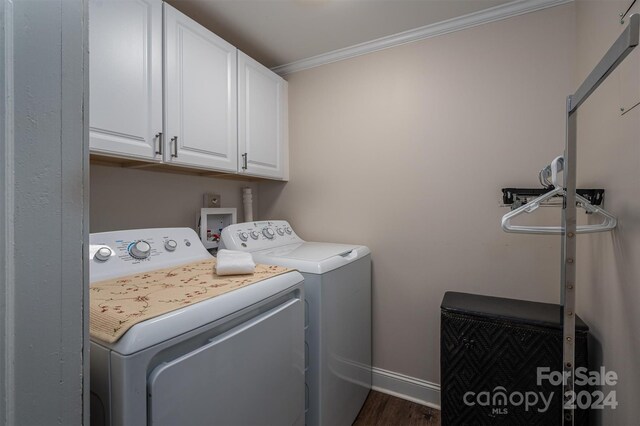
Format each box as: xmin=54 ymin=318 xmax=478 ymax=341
xmin=64 ymin=0 xmax=90 ymax=423
xmin=2 ymin=0 xmax=88 ymax=424
xmin=1 ymin=0 xmax=15 ymax=424
xmin=79 ymin=0 xmax=91 ymax=422
xmin=84 ymin=0 xmax=90 ymax=422
xmin=0 ymin=0 xmax=4 ymax=420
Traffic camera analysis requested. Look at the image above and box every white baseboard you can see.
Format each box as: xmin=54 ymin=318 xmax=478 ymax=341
xmin=371 ymin=367 xmax=441 ymax=410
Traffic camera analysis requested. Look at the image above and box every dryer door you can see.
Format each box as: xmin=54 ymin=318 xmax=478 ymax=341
xmin=147 ymin=297 xmax=304 ymax=426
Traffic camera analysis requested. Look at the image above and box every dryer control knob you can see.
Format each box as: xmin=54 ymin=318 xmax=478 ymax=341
xmin=250 ymin=231 xmax=260 ymax=240
xmin=164 ymin=239 xmax=178 ymax=251
xmin=285 ymin=227 xmax=292 ymax=235
xmin=238 ymin=232 xmax=248 ymax=242
xmin=263 ymin=228 xmax=275 ymax=239
xmin=94 ymin=247 xmax=112 ymax=262
xmin=129 ymin=240 xmax=151 ymax=259
xmin=276 ymin=228 xmax=285 ymax=236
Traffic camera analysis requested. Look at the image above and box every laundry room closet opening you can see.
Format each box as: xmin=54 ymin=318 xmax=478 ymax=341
xmin=81 ymin=0 xmax=640 ymax=424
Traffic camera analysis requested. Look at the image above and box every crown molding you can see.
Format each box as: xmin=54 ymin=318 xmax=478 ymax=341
xmin=272 ymin=0 xmax=572 ymax=76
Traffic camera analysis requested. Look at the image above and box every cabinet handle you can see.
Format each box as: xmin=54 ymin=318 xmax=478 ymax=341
xmin=171 ymin=136 xmax=178 ymax=158
xmin=242 ymin=153 xmax=248 ymax=170
xmin=155 ymin=132 xmax=163 ymax=155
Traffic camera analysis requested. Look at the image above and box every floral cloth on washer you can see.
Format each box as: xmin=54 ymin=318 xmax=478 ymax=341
xmin=90 ymin=259 xmax=292 ymax=343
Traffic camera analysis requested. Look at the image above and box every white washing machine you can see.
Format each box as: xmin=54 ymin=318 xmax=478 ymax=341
xmin=89 ymin=227 xmax=305 ymax=426
xmin=221 ymin=220 xmax=372 ymax=426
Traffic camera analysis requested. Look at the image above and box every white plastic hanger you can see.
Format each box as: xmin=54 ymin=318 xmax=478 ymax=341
xmin=501 ymin=156 xmax=617 ymax=234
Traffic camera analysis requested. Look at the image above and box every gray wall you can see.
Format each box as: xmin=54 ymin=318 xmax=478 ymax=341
xmin=1 ymin=0 xmax=88 ymax=424
xmin=0 ymin=2 xmax=7 ymax=422
xmin=259 ymin=3 xmax=576 ymax=391
xmin=90 ymin=165 xmax=258 ymax=232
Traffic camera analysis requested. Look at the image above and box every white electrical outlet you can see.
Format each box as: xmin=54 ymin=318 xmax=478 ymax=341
xmin=204 ymin=193 xmax=221 ymax=208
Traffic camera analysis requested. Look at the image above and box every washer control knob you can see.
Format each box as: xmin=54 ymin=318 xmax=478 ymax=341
xmin=250 ymin=231 xmax=260 ymax=240
xmin=94 ymin=246 xmax=112 ymax=262
xmin=285 ymin=227 xmax=292 ymax=235
xmin=129 ymin=240 xmax=151 ymax=259
xmin=276 ymin=228 xmax=285 ymax=236
xmin=238 ymin=232 xmax=248 ymax=242
xmin=164 ymin=239 xmax=178 ymax=252
xmin=263 ymin=228 xmax=275 ymax=239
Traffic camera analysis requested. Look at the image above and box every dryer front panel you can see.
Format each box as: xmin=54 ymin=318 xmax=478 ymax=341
xmin=147 ymin=297 xmax=304 ymax=425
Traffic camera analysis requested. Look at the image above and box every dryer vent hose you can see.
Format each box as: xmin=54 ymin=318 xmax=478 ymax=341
xmin=243 ymin=188 xmax=253 ymax=222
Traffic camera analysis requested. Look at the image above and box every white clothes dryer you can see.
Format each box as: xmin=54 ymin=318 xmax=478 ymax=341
xmin=89 ymin=227 xmax=305 ymax=426
xmin=221 ymin=220 xmax=372 ymax=426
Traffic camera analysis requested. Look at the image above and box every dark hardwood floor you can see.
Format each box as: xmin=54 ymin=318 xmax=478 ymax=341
xmin=353 ymin=390 xmax=441 ymax=426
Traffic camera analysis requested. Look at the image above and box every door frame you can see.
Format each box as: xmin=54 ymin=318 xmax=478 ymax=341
xmin=1 ymin=0 xmax=89 ymax=423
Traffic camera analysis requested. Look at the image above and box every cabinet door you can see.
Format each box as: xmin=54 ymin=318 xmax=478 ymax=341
xmin=238 ymin=51 xmax=289 ymax=180
xmin=89 ymin=0 xmax=162 ymax=161
xmin=164 ymin=4 xmax=238 ymax=172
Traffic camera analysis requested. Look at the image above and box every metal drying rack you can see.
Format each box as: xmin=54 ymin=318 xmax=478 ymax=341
xmin=500 ymin=13 xmax=638 ymax=425
xmin=559 ymin=14 xmax=637 ymax=425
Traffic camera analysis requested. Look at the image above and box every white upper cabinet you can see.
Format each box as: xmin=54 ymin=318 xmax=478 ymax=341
xmin=89 ymin=0 xmax=163 ymax=161
xmin=164 ymin=4 xmax=238 ymax=172
xmin=238 ymin=51 xmax=289 ymax=180
xmin=89 ymin=2 xmax=288 ymax=179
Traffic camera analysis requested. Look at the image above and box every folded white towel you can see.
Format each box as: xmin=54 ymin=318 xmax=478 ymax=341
xmin=215 ymin=249 xmax=256 ymax=276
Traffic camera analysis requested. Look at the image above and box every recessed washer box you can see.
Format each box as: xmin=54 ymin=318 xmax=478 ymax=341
xmin=199 ymin=207 xmax=237 ymax=249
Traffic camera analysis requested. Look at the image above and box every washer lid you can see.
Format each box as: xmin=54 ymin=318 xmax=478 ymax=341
xmin=255 ymin=242 xmax=371 ymax=274
xmin=263 ymin=242 xmax=356 ymax=261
